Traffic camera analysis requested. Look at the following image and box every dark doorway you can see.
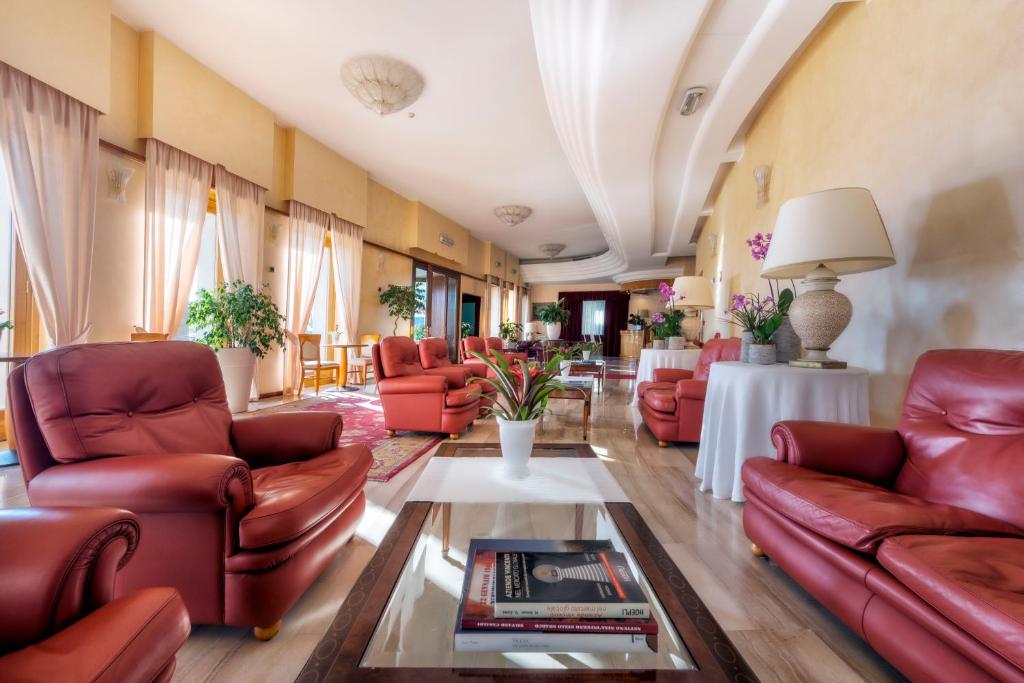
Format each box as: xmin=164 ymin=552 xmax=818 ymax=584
xmin=461 ymin=294 xmax=481 ymax=338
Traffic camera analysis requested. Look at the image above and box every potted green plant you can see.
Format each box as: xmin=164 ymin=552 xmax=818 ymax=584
xmin=468 ymin=351 xmax=573 ymax=479
xmin=460 ymin=321 xmax=471 ymax=338
xmin=498 ymin=320 xmax=523 ymax=348
xmin=378 ymin=284 xmax=424 ymax=336
xmin=186 ymin=280 xmax=285 ymax=413
xmin=627 ymin=313 xmax=645 ymax=331
xmin=536 ymin=298 xmax=570 ymax=340
xmin=725 ymin=293 xmax=786 ymax=364
xmin=747 ymin=231 xmax=798 ymax=361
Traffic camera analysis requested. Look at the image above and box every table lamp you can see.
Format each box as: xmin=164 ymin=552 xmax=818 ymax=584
xmin=761 ymin=188 xmax=895 ymax=368
xmin=672 ymin=276 xmax=714 ymax=343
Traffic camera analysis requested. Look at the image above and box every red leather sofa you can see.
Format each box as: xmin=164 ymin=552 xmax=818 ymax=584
xmin=0 ymin=507 xmax=190 ymax=683
xmin=742 ymin=349 xmax=1024 ymax=682
xmin=461 ymin=336 xmax=528 ymax=377
xmin=418 ymin=336 xmax=496 ymax=412
xmin=372 ymin=336 xmax=480 ymax=439
xmin=11 ymin=342 xmax=372 ymax=640
xmin=637 ymin=336 xmax=740 ymax=446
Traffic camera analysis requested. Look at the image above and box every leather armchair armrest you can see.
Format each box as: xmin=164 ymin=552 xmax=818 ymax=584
xmin=231 ymin=412 xmax=342 ymax=468
xmin=461 ymin=361 xmax=488 ymax=378
xmin=377 ymin=375 xmax=447 ymax=395
xmin=654 ymin=368 xmax=694 ymax=383
xmin=424 ymin=366 xmax=470 ymax=388
xmin=28 ymin=453 xmax=254 ymax=514
xmin=0 ymin=587 xmax=190 ymax=683
xmin=676 ymin=379 xmax=708 ymax=401
xmin=0 ymin=507 xmax=140 ymax=650
xmin=771 ymin=420 xmax=907 ymax=486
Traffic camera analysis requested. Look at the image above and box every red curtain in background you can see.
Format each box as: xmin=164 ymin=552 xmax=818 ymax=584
xmin=557 ymin=290 xmax=631 ymax=357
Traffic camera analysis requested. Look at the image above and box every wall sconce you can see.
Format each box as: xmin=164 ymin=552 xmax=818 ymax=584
xmin=753 ymin=164 xmax=771 ymax=208
xmin=706 ymin=231 xmax=718 ymax=257
xmin=106 ymin=165 xmax=135 ymax=203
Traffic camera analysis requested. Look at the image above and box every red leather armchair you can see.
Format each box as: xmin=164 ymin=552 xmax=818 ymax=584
xmin=462 ymin=336 xmax=528 ymax=378
xmin=372 ymin=336 xmax=480 ymax=439
xmin=637 ymin=336 xmax=740 ymax=446
xmin=418 ymin=336 xmax=496 ymax=413
xmin=11 ymin=342 xmax=372 ymax=640
xmin=742 ymin=350 xmax=1024 ymax=683
xmin=0 ymin=507 xmax=190 ymax=683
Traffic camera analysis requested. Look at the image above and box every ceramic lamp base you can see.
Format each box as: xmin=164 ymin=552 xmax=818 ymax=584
xmin=788 ymin=265 xmax=852 ymax=368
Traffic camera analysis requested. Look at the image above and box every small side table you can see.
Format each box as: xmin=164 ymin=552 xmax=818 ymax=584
xmin=695 ymin=361 xmax=870 ymax=502
xmin=320 ymin=343 xmax=368 ymax=392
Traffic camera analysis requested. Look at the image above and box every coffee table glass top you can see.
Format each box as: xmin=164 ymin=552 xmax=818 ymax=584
xmin=359 ymin=501 xmax=694 ymax=671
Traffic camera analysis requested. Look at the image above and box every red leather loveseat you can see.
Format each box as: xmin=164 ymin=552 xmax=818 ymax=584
xmin=0 ymin=507 xmax=190 ymax=683
xmin=461 ymin=336 xmax=528 ymax=377
xmin=11 ymin=342 xmax=372 ymax=640
xmin=418 ymin=336 xmax=496 ymax=412
xmin=372 ymin=336 xmax=480 ymax=438
xmin=742 ymin=350 xmax=1024 ymax=682
xmin=637 ymin=336 xmax=740 ymax=446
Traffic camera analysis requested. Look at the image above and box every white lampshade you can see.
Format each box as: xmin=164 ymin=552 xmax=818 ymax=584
xmin=671 ymin=276 xmax=714 ymax=309
xmin=761 ymin=188 xmax=894 ymax=279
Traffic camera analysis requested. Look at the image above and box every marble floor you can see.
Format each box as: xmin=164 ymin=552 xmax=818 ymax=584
xmin=0 ymin=359 xmax=902 ymax=682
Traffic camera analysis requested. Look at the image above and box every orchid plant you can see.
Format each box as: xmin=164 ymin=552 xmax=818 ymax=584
xmin=650 ymin=282 xmax=686 ymax=339
xmin=467 ymin=350 xmax=575 ymax=421
xmin=746 ymin=231 xmax=796 ymax=316
xmin=725 ymin=293 xmax=789 ymax=344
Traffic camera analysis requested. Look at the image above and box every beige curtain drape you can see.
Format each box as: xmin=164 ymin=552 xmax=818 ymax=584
xmin=0 ymin=63 xmax=97 ymax=345
xmin=143 ymin=139 xmax=214 ymax=335
xmin=329 ymin=216 xmax=363 ymax=345
xmin=283 ymin=201 xmax=329 ymax=396
xmin=214 ymin=165 xmax=265 ymax=285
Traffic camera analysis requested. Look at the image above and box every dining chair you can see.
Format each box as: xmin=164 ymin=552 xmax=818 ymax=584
xmin=298 ymin=333 xmax=340 ymax=395
xmin=348 ymin=333 xmax=380 ymax=386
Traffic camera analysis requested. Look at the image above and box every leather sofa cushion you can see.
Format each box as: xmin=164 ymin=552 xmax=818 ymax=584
xmin=418 ymin=337 xmax=451 ymax=369
xmin=444 ymin=386 xmax=480 ymax=408
xmin=379 ymin=337 xmax=425 ymax=378
xmin=676 ymin=379 xmax=708 ymax=401
xmin=637 ymin=381 xmax=673 ymax=399
xmin=742 ymin=457 xmax=1022 ymax=552
xmin=643 ymin=389 xmax=676 ymax=414
xmin=878 ymin=535 xmax=1024 ymax=671
xmin=240 ymin=445 xmax=372 ymax=549
xmin=24 ymin=342 xmax=232 ymax=463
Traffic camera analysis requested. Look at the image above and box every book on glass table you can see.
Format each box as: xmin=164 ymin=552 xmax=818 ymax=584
xmin=455 ymin=539 xmax=657 ymax=653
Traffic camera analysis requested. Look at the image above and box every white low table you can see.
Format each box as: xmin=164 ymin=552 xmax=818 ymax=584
xmin=695 ymin=361 xmax=870 ymax=502
xmin=631 ymin=348 xmax=703 ymax=404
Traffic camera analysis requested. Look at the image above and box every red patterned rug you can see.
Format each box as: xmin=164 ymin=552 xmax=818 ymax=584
xmin=256 ymin=392 xmax=443 ymax=482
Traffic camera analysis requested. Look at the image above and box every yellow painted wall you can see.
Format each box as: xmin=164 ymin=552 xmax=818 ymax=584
xmin=695 ymin=0 xmax=1024 ymax=423
xmin=361 ymin=243 xmax=414 ymax=338
xmin=139 ymin=32 xmax=275 ymax=188
xmin=98 ymin=17 xmax=142 ymax=154
xmin=413 ymin=202 xmax=469 ymax=265
xmin=0 ymin=0 xmax=111 ymax=112
xmin=365 ymin=180 xmax=416 ymax=252
xmin=465 ymin=237 xmax=486 ymax=279
xmin=266 ymin=124 xmax=290 ymax=213
xmin=284 ymin=128 xmax=368 ymax=225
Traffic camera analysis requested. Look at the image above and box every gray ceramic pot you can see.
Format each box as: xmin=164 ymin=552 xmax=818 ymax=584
xmin=748 ymin=342 xmax=777 ymax=365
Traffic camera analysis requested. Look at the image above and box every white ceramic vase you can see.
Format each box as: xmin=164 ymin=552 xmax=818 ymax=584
xmin=668 ymin=336 xmax=686 ymax=350
xmin=582 ymin=350 xmax=592 ymax=360
xmin=497 ymin=417 xmax=538 ymax=479
xmin=748 ymin=342 xmax=777 ymax=365
xmin=216 ymin=347 xmax=255 ymax=413
xmin=652 ymin=339 xmax=666 ymax=350
xmin=545 ymin=322 xmax=562 ymax=340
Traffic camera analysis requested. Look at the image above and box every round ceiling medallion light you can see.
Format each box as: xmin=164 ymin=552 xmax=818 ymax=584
xmin=539 ymin=243 xmax=566 ymax=259
xmin=341 ymin=55 xmax=424 ymax=116
xmin=494 ymin=205 xmax=533 ymax=226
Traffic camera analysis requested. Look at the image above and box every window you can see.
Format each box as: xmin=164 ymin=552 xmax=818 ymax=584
xmin=581 ymin=299 xmax=606 ymax=337
xmin=413 ymin=265 xmax=428 ymax=339
xmin=306 ymin=247 xmax=331 ymax=335
xmin=174 ymin=211 xmax=218 ymax=340
xmin=488 ymin=280 xmax=502 ymax=337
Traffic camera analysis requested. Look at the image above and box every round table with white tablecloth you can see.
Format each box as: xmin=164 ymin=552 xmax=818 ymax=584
xmin=695 ymin=361 xmax=870 ymax=502
xmin=631 ymin=348 xmax=704 ymax=404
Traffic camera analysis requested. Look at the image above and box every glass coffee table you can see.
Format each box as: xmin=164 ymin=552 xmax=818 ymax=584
xmin=298 ymin=443 xmax=756 ymax=682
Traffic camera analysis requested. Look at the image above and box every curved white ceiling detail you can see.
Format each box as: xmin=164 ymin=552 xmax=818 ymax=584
xmin=520 ymin=249 xmax=627 ymax=285
xmin=528 ymin=0 xmax=710 ymax=281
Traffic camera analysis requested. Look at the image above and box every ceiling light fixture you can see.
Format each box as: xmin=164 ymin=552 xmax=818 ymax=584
xmin=678 ymin=86 xmax=708 ymax=116
xmin=494 ymin=205 xmax=533 ymax=226
xmin=341 ymin=55 xmax=424 ymax=116
xmin=539 ymin=243 xmax=566 ymax=259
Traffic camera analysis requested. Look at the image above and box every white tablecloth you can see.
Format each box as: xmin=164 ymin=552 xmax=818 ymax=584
xmin=408 ymin=458 xmax=628 ymax=503
xmin=695 ymin=362 xmax=870 ymax=502
xmin=631 ymin=348 xmax=703 ymax=404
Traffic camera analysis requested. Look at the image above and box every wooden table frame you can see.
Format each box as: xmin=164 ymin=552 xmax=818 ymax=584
xmin=546 ymin=385 xmax=592 ymax=440
xmin=297 ymin=443 xmax=759 ymax=682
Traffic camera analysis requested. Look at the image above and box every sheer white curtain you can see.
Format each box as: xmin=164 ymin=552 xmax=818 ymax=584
xmin=0 ymin=63 xmax=97 ymax=345
xmin=143 ymin=139 xmax=213 ymax=335
xmin=214 ymin=165 xmax=265 ymax=285
xmin=329 ymin=216 xmax=363 ymax=344
xmin=284 ymin=201 xmax=329 ymax=396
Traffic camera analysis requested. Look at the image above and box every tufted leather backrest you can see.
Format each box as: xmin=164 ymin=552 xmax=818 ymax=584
xmin=484 ymin=337 xmax=504 ymax=357
xmin=693 ymin=336 xmax=741 ymax=381
xmin=377 ymin=336 xmax=425 ymax=378
xmin=462 ymin=336 xmax=486 ymax=357
xmin=20 ymin=342 xmax=233 ymax=466
xmin=418 ymin=337 xmax=452 ymax=369
xmin=895 ymin=349 xmax=1024 ymax=528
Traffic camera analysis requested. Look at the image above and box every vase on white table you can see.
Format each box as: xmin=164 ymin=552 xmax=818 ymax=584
xmin=668 ymin=336 xmax=686 ymax=350
xmin=748 ymin=342 xmax=777 ymax=365
xmin=740 ymin=331 xmax=754 ymax=362
xmin=652 ymin=339 xmax=666 ymax=350
xmin=772 ymin=316 xmax=801 ymax=363
xmin=496 ymin=417 xmax=537 ymax=479
xmin=582 ymin=350 xmax=592 ymax=360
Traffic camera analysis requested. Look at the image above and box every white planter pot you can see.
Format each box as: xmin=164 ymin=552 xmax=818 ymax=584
xmin=216 ymin=347 xmax=256 ymax=413
xmin=652 ymin=339 xmax=666 ymax=350
xmin=748 ymin=342 xmax=777 ymax=365
xmin=559 ymin=360 xmax=572 ymax=377
xmin=545 ymin=322 xmax=562 ymax=340
xmin=668 ymin=336 xmax=686 ymax=350
xmin=497 ymin=417 xmax=538 ymax=479
xmin=581 ymin=350 xmax=592 ymax=360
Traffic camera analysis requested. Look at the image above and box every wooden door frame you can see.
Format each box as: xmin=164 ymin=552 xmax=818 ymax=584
xmin=412 ymin=261 xmax=462 ymax=354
